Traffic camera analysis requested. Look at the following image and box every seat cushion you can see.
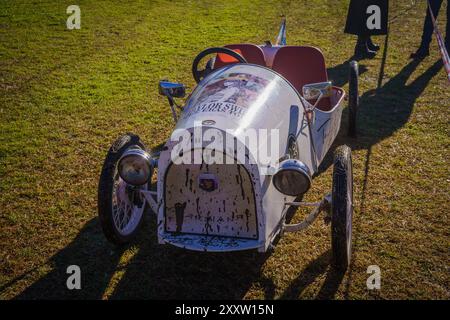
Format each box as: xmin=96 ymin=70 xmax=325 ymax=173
xmin=271 ymin=46 xmax=331 ymax=110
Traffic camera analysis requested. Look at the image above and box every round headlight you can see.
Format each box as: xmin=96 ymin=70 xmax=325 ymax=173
xmin=118 ymin=149 xmax=152 ymax=186
xmin=272 ymin=159 xmax=311 ymax=196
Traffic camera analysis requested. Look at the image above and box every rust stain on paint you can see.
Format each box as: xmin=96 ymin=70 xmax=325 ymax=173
xmin=237 ymin=165 xmax=245 ymax=200
xmin=205 ymin=211 xmax=213 ymax=234
xmin=245 ymin=209 xmax=250 ymax=232
xmin=174 ymin=202 xmax=187 ymax=233
xmin=185 ymin=169 xmax=190 ymax=187
xmin=196 ymin=197 xmax=201 ymax=219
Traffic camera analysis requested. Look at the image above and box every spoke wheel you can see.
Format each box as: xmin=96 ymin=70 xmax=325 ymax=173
xmin=98 ymin=133 xmax=148 ymax=245
xmin=111 ymin=175 xmax=146 ymax=236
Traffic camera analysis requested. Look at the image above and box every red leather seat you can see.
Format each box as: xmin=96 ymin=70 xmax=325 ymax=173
xmin=271 ymin=46 xmax=331 ymax=110
xmin=214 ymin=44 xmax=267 ymax=68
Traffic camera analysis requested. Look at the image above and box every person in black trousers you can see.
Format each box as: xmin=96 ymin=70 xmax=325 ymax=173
xmin=344 ymin=0 xmax=389 ymax=59
xmin=411 ymin=0 xmax=449 ymax=59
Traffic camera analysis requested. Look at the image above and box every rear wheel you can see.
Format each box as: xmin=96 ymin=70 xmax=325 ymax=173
xmin=98 ymin=133 xmax=148 ymax=245
xmin=331 ymin=145 xmax=353 ymax=270
xmin=348 ymin=60 xmax=359 ymax=137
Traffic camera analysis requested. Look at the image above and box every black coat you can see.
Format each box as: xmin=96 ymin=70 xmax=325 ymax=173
xmin=344 ymin=0 xmax=388 ymax=35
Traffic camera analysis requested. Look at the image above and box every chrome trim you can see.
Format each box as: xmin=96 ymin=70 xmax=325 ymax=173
xmin=118 ymin=148 xmax=153 ymax=186
xmin=302 ymin=81 xmax=333 ymax=100
xmin=272 ymin=159 xmax=312 ymax=196
xmin=158 ymin=80 xmax=186 ymax=98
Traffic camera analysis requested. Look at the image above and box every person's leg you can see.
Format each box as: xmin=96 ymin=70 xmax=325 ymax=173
xmin=412 ymin=0 xmax=444 ymax=58
xmin=367 ymin=0 xmax=389 ymax=52
xmin=354 ymin=34 xmax=376 ymax=59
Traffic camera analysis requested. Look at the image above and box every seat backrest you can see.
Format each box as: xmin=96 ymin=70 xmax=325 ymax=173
xmin=213 ymin=44 xmax=267 ymax=69
xmin=271 ymin=46 xmax=331 ymax=110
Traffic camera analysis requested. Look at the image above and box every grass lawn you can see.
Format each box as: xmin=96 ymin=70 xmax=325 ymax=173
xmin=0 ymin=0 xmax=448 ymax=299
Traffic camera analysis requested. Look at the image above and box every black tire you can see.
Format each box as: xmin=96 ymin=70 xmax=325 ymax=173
xmin=98 ymin=133 xmax=147 ymax=245
xmin=348 ymin=60 xmax=359 ymax=137
xmin=331 ymin=145 xmax=353 ymax=271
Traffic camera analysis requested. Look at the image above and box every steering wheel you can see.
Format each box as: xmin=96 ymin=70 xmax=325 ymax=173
xmin=192 ymin=47 xmax=247 ymax=84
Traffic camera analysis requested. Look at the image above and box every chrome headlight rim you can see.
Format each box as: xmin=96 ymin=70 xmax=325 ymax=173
xmin=272 ymin=159 xmax=312 ymax=196
xmin=118 ymin=148 xmax=152 ymax=186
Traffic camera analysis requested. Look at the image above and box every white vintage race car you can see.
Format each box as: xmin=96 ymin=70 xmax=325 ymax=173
xmin=98 ymin=21 xmax=359 ymax=270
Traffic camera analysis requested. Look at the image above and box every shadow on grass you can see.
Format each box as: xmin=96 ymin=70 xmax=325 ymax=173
xmin=12 ymin=219 xmax=125 ymax=299
xmin=280 ymin=250 xmax=345 ymax=300
xmin=108 ymin=201 xmax=305 ymax=299
xmin=12 ymin=214 xmax=275 ymax=299
xmin=318 ymin=58 xmax=443 ymax=175
xmin=328 ymin=60 xmax=368 ymax=88
xmin=11 ymin=201 xmax=331 ymax=299
xmin=109 ymin=217 xmax=277 ymax=299
xmin=316 ymin=58 xmax=443 ymax=297
xmin=11 ymin=195 xmax=343 ymax=299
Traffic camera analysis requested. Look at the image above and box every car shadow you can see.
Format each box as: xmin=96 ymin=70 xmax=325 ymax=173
xmin=279 ymin=250 xmax=345 ymax=300
xmin=11 ymin=219 xmax=125 ymax=299
xmin=10 ymin=213 xmax=276 ymax=300
xmin=10 ymin=200 xmax=334 ymax=299
xmin=107 ymin=203 xmax=311 ymax=299
xmin=108 ymin=222 xmax=275 ymax=299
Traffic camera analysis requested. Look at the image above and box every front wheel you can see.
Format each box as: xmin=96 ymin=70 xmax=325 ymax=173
xmin=331 ymin=145 xmax=353 ymax=270
xmin=98 ymin=133 xmax=148 ymax=245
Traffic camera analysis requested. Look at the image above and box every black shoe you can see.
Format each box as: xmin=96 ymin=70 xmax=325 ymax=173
xmin=354 ymin=43 xmax=376 ymax=59
xmin=367 ymin=37 xmax=380 ymax=51
xmin=353 ymin=36 xmax=377 ymax=59
xmin=410 ymin=48 xmax=429 ymax=60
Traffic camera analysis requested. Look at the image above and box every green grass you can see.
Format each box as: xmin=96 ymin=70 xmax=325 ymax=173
xmin=0 ymin=0 xmax=449 ymax=299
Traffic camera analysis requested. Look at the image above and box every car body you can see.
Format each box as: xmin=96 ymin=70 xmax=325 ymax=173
xmin=98 ymin=20 xmax=358 ymax=269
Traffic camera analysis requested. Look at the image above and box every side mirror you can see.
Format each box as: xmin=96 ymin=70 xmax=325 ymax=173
xmin=159 ymin=80 xmax=186 ymax=98
xmin=302 ymin=81 xmax=332 ymax=101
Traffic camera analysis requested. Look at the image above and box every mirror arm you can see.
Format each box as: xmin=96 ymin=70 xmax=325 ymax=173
xmin=167 ymin=95 xmax=178 ymax=122
xmin=312 ymin=92 xmax=324 ymax=110
xmin=158 ymin=80 xmax=186 ymax=122
xmin=299 ymin=96 xmax=313 ymax=111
